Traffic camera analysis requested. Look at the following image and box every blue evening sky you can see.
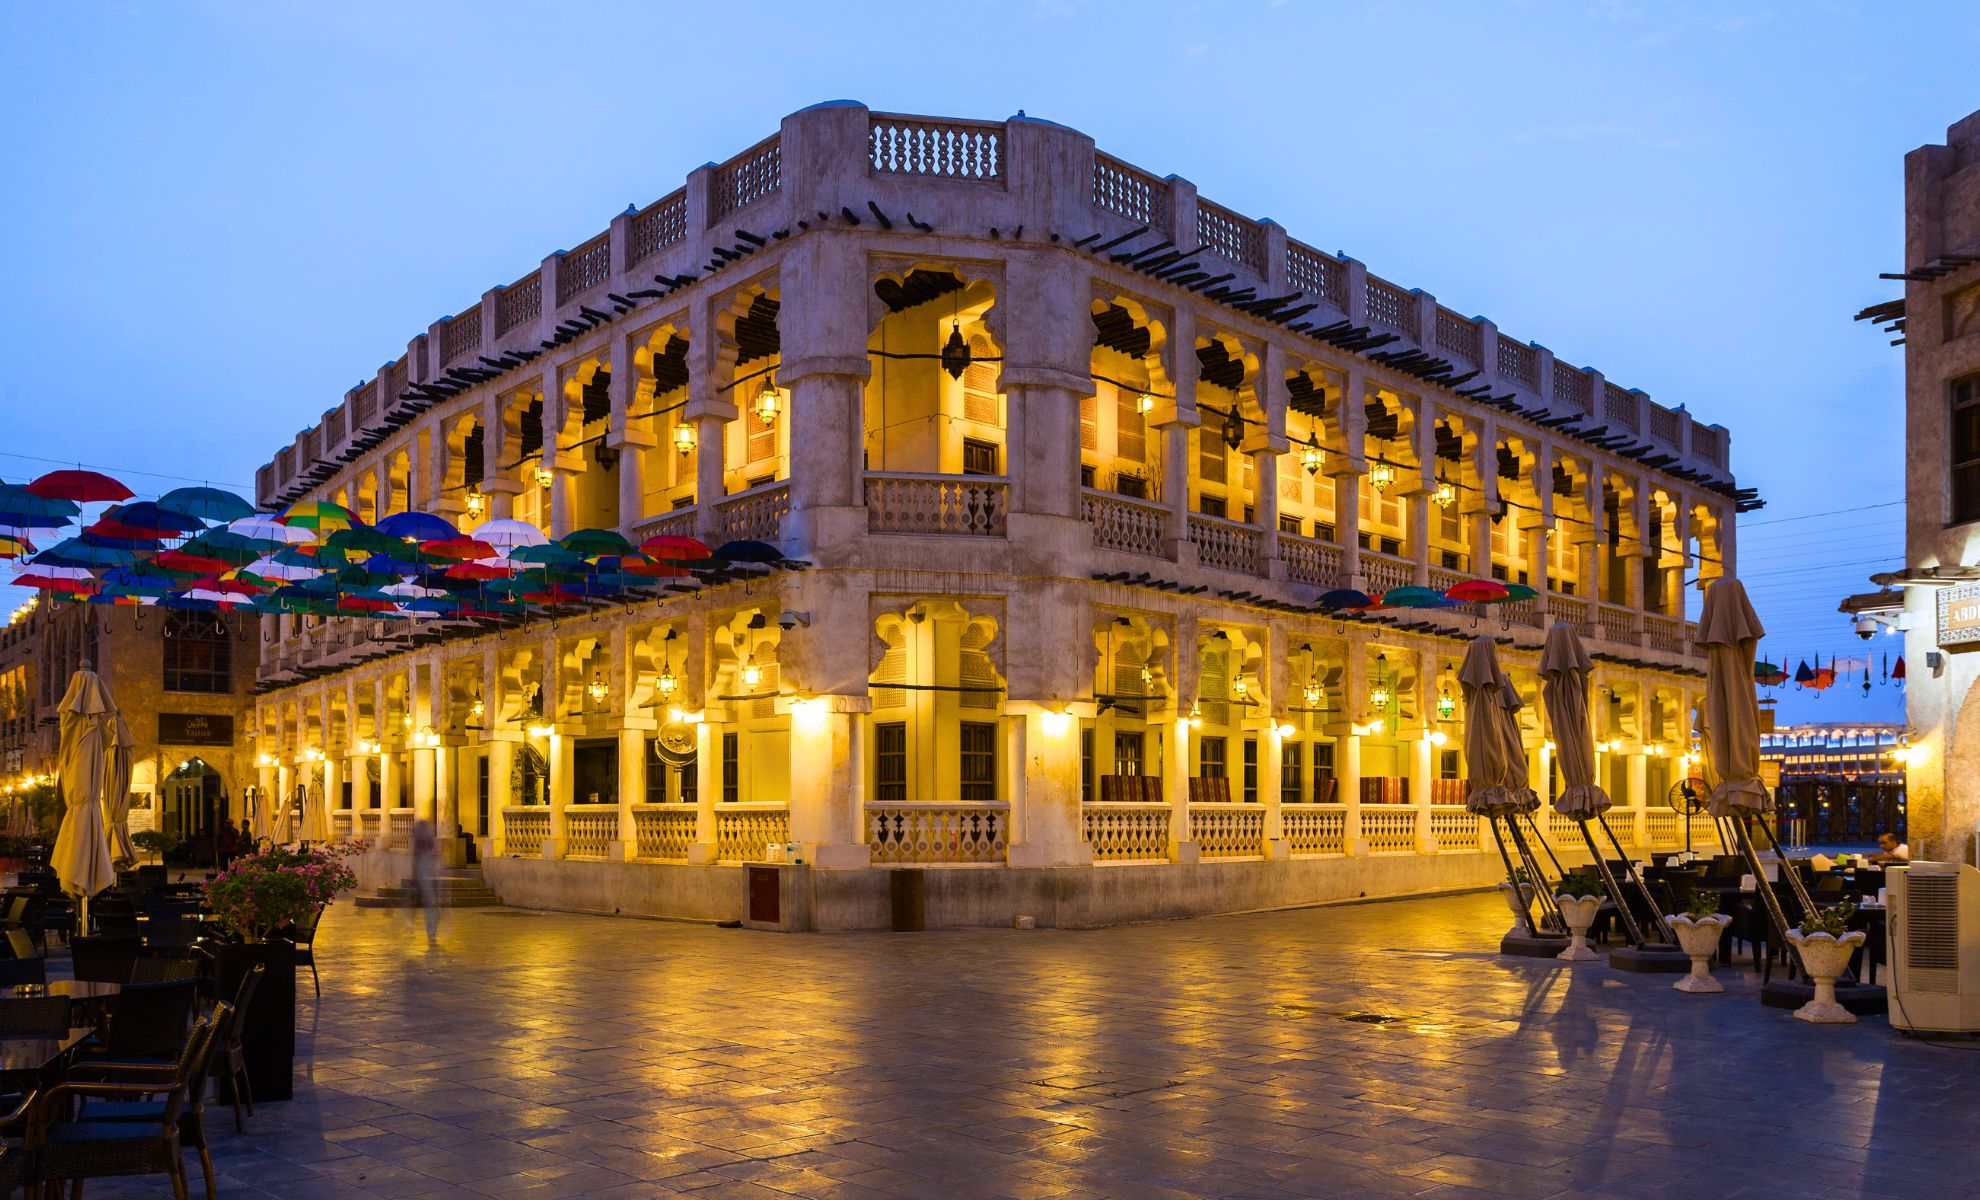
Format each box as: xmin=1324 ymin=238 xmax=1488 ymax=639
xmin=3 ymin=1 xmax=1972 ymax=724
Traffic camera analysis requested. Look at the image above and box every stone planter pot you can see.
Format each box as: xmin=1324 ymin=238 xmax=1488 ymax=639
xmin=1498 ymin=882 xmax=1537 ymax=938
xmin=1668 ymin=913 xmax=1731 ymax=993
xmin=1784 ymin=930 xmax=1867 ymax=1023
xmin=1554 ymin=895 xmax=1604 ymax=962
xmin=214 ymin=939 xmax=298 ymax=1102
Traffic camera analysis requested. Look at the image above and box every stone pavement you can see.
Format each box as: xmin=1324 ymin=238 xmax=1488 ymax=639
xmin=74 ymin=893 xmax=1980 ymax=1199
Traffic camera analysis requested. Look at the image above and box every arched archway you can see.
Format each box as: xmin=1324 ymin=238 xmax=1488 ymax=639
xmin=161 ymin=756 xmax=225 ymax=862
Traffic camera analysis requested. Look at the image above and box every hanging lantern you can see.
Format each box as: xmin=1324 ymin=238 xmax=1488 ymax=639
xmin=1303 ymin=680 xmax=1323 ymax=708
xmin=465 ymin=491 xmax=485 ymax=518
xmin=657 ymin=666 xmax=678 ymax=697
xmin=1368 ymin=461 xmax=1395 ymax=492
xmin=1186 ymin=704 xmax=1203 ymax=729
xmin=941 ymin=322 xmax=972 ymax=380
xmin=1437 ymin=688 xmax=1456 ymax=720
xmin=1139 ymin=665 xmax=1154 ymax=689
xmin=753 ymin=376 xmax=782 ymax=427
xmin=534 ymin=467 xmax=554 ymax=489
xmin=672 ymin=421 xmax=697 ymax=456
xmin=588 ymin=672 xmax=608 ymax=705
xmin=740 ymin=657 xmax=763 ymax=690
xmin=1137 ymin=393 xmax=1156 ymax=416
xmin=1299 ymin=434 xmax=1325 ymax=477
xmin=1432 ymin=475 xmax=1457 ymax=509
xmin=1222 ymin=407 xmax=1244 ymax=451
xmin=1369 ymin=653 xmax=1391 ymax=712
xmin=1231 ymin=676 xmax=1248 ymax=701
xmin=468 ymin=696 xmax=484 ymax=721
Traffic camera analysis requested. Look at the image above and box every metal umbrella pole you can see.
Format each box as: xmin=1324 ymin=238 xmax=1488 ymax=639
xmin=1595 ymin=812 xmax=1671 ymax=940
xmin=1520 ymin=810 xmax=1571 ymax=880
xmin=1578 ymin=819 xmax=1646 ymax=946
xmin=1503 ymin=815 xmax=1564 ymax=933
xmin=1729 ymin=813 xmax=1802 ymax=975
xmin=1487 ymin=815 xmax=1540 ymax=938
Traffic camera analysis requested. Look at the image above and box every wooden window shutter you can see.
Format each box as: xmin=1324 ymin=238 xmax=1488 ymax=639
xmin=962 ymin=336 xmax=998 ymax=425
xmin=1116 ymin=394 xmax=1145 ymax=463
xmin=1080 ymin=395 xmax=1099 ymax=452
xmin=1198 ymin=427 xmax=1226 ymax=485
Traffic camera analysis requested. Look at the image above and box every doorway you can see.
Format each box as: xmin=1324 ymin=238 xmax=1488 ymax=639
xmin=162 ymin=757 xmax=224 ymax=865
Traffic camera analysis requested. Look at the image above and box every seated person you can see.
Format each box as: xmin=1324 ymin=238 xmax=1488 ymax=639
xmin=1866 ymin=832 xmax=1909 ymax=865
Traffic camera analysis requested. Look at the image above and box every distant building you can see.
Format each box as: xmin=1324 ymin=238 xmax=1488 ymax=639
xmin=1760 ymin=723 xmax=1905 ymax=783
xmin=1848 ymin=107 xmax=1980 ymax=863
xmin=0 ymin=595 xmax=259 ymax=846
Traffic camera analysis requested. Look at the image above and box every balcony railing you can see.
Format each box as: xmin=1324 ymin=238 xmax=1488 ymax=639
xmin=866 ymin=473 xmax=1008 ymax=536
xmin=716 ymin=482 xmax=789 ymax=544
xmin=1361 ymin=551 xmax=1413 ymax=595
xmin=631 ymin=507 xmax=698 ymax=544
xmin=1429 ymin=806 xmax=1483 ymax=852
xmin=1188 ymin=514 xmax=1261 ymax=575
xmin=564 ymin=804 xmax=617 ymax=860
xmin=503 ymin=807 xmax=549 ymax=857
xmin=1281 ymin=533 xmax=1343 ymax=589
xmin=714 ymin=803 xmax=789 ymax=863
xmin=1360 ymin=806 xmax=1418 ymax=855
xmin=1190 ymin=802 xmax=1266 ymax=860
xmin=1082 ymin=802 xmax=1170 ymax=863
xmin=1281 ymin=803 xmax=1346 ymax=856
xmin=631 ymin=805 xmax=697 ymax=862
xmin=1082 ymin=489 xmax=1168 ymax=558
xmin=866 ymin=801 xmax=1010 ymax=864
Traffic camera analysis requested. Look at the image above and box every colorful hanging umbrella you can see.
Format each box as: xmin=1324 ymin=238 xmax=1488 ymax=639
xmin=560 ymin=528 xmax=634 ymax=557
xmin=325 ymin=526 xmax=408 ymax=555
xmin=1445 ymin=579 xmax=1509 ymax=603
xmin=154 ymin=486 xmax=254 ymax=523
xmin=419 ymin=537 xmax=496 ymax=561
xmin=1382 ymin=586 xmax=1452 ymax=609
xmin=25 ymin=469 xmax=131 ymax=503
xmin=279 ymin=500 xmax=356 ymax=532
xmin=0 ymin=535 xmax=32 ymax=559
xmin=227 ymin=516 xmax=313 ymax=546
xmin=376 ymin=511 xmax=460 ymax=543
xmin=445 ymin=559 xmax=511 ymax=582
xmin=1754 ymin=660 xmax=1787 ymax=688
xmin=84 ymin=518 xmax=173 ymax=542
xmin=106 ymin=501 xmax=206 ymax=533
xmin=1316 ymin=588 xmax=1376 ymax=611
xmin=32 ymin=538 xmax=136 ymax=568
xmin=471 ymin=518 xmax=548 ymax=551
xmin=508 ymin=542 xmax=582 ymax=566
xmin=1892 ymin=655 xmax=1907 ymax=682
xmin=640 ymin=534 xmax=712 ymax=561
xmin=153 ymin=548 xmax=236 ymax=575
xmin=0 ymin=484 xmax=82 ymax=521
xmin=713 ymin=539 xmax=782 ymax=564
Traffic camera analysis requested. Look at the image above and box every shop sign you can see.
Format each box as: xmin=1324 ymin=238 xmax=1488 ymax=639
xmin=1938 ymin=582 xmax=1980 ymax=650
xmin=158 ymin=712 xmax=234 ymax=747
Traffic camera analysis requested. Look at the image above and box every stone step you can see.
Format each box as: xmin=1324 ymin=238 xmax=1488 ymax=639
xmin=354 ymin=893 xmax=503 ymax=909
xmin=353 ymin=868 xmax=500 ymax=909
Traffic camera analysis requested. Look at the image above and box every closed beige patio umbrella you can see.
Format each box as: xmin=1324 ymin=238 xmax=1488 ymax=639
xmin=105 ymin=712 xmax=137 ymax=870
xmin=300 ymin=777 xmax=328 ymax=844
xmin=1461 ymin=636 xmax=1557 ymax=940
xmin=52 ymin=663 xmax=118 ymax=931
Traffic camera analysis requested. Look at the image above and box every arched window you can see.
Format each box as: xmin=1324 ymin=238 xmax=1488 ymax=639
xmin=162 ymin=613 xmax=231 ymax=694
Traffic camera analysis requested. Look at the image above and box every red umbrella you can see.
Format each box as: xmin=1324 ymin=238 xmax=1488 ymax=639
xmin=85 ymin=518 xmax=175 ymax=542
xmin=641 ymin=534 xmax=712 ymax=560
xmin=420 ymin=536 xmax=497 ymax=561
xmin=1445 ymin=579 xmax=1510 ymax=603
xmin=154 ymin=548 xmax=233 ymax=575
xmin=13 ymin=573 xmax=97 ymax=593
xmin=336 ymin=595 xmax=395 ymax=613
xmin=445 ymin=560 xmax=510 ymax=581
xmin=25 ymin=470 xmax=132 ymax=503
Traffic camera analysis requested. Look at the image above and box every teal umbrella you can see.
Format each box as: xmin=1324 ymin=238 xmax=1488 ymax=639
xmin=154 ymin=486 xmax=254 ymax=523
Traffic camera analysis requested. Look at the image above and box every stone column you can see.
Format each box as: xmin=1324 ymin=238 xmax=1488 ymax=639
xmin=1530 ymin=442 xmax=1554 ymax=595
xmin=378 ymin=753 xmax=401 ymax=848
xmin=1246 ymin=435 xmax=1287 ymax=577
xmin=786 ymin=698 xmax=870 ymax=868
xmin=321 ymin=756 xmax=341 ymax=844
xmin=613 ymin=728 xmax=643 ymax=860
xmin=688 ymin=721 xmax=718 ymax=864
xmin=346 ymin=753 xmax=370 ymax=832
xmin=545 ymin=732 xmax=571 ymax=859
xmin=1007 ymin=707 xmax=1093 ymax=867
xmin=1165 ymin=717 xmax=1196 ymax=862
xmin=1260 ymin=724 xmax=1287 ymax=858
xmin=1411 ymin=733 xmax=1435 ymax=853
xmin=1340 ymin=731 xmax=1364 ymax=853
xmin=486 ymin=739 xmax=514 ymax=856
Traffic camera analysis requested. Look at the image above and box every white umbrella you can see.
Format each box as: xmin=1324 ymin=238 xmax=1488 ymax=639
xmin=228 ymin=516 xmax=314 ymax=545
xmin=52 ymin=663 xmax=118 ymax=931
xmin=300 ymin=777 xmax=327 ymax=844
xmin=471 ymin=518 xmax=548 ymax=551
xmin=105 ymin=712 xmax=137 ymax=869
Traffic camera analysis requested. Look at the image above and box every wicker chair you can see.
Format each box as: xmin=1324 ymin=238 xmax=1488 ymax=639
xmin=69 ymin=935 xmax=142 ymax=985
xmin=130 ymin=958 xmax=199 ymax=984
xmin=32 ymin=1003 xmax=229 ymax=1200
xmin=289 ymin=905 xmax=324 ymax=997
xmin=99 ymin=979 xmax=198 ymax=1062
xmin=0 ymin=998 xmax=68 ymax=1039
xmin=217 ymin=963 xmax=265 ymax=1131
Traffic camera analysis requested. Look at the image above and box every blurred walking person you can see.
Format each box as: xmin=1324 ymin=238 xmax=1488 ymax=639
xmin=410 ymin=818 xmax=441 ymax=947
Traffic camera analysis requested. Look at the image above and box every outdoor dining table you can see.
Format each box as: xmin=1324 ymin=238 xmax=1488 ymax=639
xmin=0 ymin=1027 xmax=93 ymax=1088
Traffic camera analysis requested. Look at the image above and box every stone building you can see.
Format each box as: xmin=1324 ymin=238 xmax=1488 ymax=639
xmin=1848 ymin=106 xmax=1980 ymax=864
xmin=0 ymin=593 xmax=259 ymax=845
xmin=250 ymin=102 xmax=1741 ymax=928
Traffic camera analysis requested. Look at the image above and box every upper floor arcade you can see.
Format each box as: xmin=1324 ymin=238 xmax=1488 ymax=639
xmin=255 ymin=102 xmax=1745 ymax=669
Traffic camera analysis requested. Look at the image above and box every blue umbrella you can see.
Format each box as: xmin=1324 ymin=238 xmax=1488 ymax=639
xmin=153 ymin=487 xmax=253 ymax=523
xmin=375 ymin=511 xmax=459 ymax=543
xmin=106 ymin=500 xmax=207 ymax=533
xmin=32 ymin=538 xmax=136 ymax=567
xmin=0 ymin=484 xmax=80 ymax=521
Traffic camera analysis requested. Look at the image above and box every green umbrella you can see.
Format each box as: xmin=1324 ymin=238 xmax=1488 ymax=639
xmin=559 ymin=527 xmax=634 ymax=557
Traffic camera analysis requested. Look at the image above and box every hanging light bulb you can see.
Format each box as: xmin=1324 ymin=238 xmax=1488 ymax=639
xmin=1433 ymin=475 xmax=1457 ymax=509
xmin=941 ymin=322 xmax=972 ymax=380
xmin=1231 ymin=676 xmax=1248 ymax=701
xmin=753 ymin=375 xmax=782 ymax=427
xmin=1186 ymin=704 xmax=1203 ymax=729
xmin=1368 ymin=461 xmax=1395 ymax=492
xmin=740 ymin=657 xmax=763 ymax=690
xmin=469 ymin=696 xmax=484 ymax=721
xmin=1221 ymin=407 xmax=1244 ymax=451
xmin=1299 ymin=434 xmax=1325 ymax=477
xmin=672 ymin=421 xmax=697 ymax=456
xmin=588 ymin=672 xmax=608 ymax=704
xmin=534 ymin=467 xmax=554 ymax=489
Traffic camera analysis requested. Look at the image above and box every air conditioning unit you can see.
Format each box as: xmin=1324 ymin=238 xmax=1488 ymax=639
xmin=1888 ymin=861 xmax=1980 ymax=1034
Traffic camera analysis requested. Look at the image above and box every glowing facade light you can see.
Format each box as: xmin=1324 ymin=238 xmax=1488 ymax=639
xmin=1303 ymin=680 xmax=1323 ymax=708
xmin=1368 ymin=461 xmax=1395 ymax=492
xmin=1299 ymin=435 xmax=1325 ymax=477
xmin=1041 ymin=709 xmax=1072 ymax=736
xmin=740 ymin=658 xmax=763 ymax=690
xmin=588 ymin=672 xmax=608 ymax=704
xmin=1428 ymin=730 xmax=1448 ymax=746
xmin=672 ymin=421 xmax=697 ymax=455
xmin=1186 ymin=705 xmax=1203 ymax=729
xmin=1432 ymin=476 xmax=1457 ymax=509
xmin=753 ymin=376 xmax=782 ymax=427
xmin=1368 ymin=653 xmax=1391 ymax=713
xmin=465 ymin=491 xmax=485 ymax=518
xmin=657 ymin=667 xmax=678 ymax=697
xmin=1137 ymin=393 xmax=1155 ymax=415
xmin=534 ymin=467 xmax=554 ymax=489
xmin=1231 ymin=677 xmax=1248 ymax=701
